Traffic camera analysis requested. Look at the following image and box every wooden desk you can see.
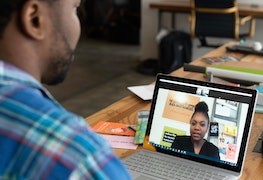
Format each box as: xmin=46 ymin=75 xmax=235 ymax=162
xmin=86 ymin=42 xmax=263 ymax=179
xmin=149 ymin=0 xmax=263 ymax=30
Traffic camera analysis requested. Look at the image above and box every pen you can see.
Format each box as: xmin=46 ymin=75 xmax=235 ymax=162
xmin=128 ymin=125 xmax=136 ymax=132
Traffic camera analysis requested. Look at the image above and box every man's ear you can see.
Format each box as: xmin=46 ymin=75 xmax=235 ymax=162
xmin=19 ymin=1 xmax=48 ymax=40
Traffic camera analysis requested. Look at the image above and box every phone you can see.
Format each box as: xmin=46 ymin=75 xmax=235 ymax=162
xmin=134 ymin=110 xmax=149 ymax=144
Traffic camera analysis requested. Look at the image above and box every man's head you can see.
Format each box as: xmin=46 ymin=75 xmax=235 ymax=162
xmin=0 ymin=0 xmax=81 ymax=85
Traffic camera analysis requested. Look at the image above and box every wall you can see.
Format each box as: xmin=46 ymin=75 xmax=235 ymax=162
xmin=238 ymin=0 xmax=263 ymax=5
xmin=140 ymin=0 xmax=263 ymax=60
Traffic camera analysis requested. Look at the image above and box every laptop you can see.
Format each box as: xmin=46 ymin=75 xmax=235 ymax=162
xmin=123 ymin=74 xmax=257 ymax=180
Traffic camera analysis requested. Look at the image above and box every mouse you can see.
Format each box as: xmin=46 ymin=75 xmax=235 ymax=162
xmin=252 ymin=42 xmax=262 ymax=51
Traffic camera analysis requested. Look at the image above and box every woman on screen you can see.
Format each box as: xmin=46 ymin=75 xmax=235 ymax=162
xmin=171 ymin=101 xmax=220 ymax=160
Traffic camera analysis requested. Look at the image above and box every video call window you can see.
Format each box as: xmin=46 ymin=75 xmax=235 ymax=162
xmin=149 ymin=88 xmax=249 ymax=165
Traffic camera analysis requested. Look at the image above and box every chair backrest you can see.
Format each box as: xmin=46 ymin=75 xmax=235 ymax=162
xmin=190 ymin=0 xmax=239 ymax=39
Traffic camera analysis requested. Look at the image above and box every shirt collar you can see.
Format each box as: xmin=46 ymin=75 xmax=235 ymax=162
xmin=0 ymin=60 xmax=59 ymax=104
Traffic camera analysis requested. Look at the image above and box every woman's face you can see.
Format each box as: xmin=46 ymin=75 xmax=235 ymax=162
xmin=190 ymin=112 xmax=209 ymax=142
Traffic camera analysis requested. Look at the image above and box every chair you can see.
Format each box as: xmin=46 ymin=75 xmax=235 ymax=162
xmin=190 ymin=0 xmax=255 ymax=48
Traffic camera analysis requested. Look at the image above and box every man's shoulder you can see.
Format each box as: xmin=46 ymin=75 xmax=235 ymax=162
xmin=0 ymin=82 xmax=93 ymax=148
xmin=0 ymin=83 xmax=118 ymax=177
xmin=1 ymin=82 xmax=61 ymax=112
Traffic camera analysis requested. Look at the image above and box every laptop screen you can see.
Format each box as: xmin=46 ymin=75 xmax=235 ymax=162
xmin=143 ymin=74 xmax=257 ymax=173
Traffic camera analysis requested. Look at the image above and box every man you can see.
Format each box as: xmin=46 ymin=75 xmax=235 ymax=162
xmin=0 ymin=0 xmax=130 ymax=179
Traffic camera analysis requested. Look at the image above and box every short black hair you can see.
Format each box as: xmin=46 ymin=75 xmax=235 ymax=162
xmin=0 ymin=0 xmax=57 ymax=37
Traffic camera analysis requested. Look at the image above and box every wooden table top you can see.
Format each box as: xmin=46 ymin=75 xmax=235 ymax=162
xmin=86 ymin=42 xmax=263 ymax=179
xmin=149 ymin=0 xmax=263 ymax=18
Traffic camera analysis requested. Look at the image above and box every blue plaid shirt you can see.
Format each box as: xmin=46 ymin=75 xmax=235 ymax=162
xmin=0 ymin=61 xmax=131 ymax=179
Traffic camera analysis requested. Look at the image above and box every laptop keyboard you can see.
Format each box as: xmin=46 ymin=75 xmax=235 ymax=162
xmin=123 ymin=150 xmax=228 ymax=180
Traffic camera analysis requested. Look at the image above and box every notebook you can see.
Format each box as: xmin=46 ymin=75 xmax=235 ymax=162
xmin=123 ymin=74 xmax=257 ymax=180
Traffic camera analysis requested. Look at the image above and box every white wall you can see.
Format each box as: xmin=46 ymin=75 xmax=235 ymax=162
xmin=140 ymin=0 xmax=263 ymax=61
xmin=238 ymin=0 xmax=263 ymax=5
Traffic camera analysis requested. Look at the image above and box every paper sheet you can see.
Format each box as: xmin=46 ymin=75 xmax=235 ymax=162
xmin=127 ymin=84 xmax=155 ymax=100
xmin=101 ymin=134 xmax=138 ymax=150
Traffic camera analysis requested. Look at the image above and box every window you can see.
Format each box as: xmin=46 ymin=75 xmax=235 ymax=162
xmin=214 ymin=99 xmax=240 ymax=122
